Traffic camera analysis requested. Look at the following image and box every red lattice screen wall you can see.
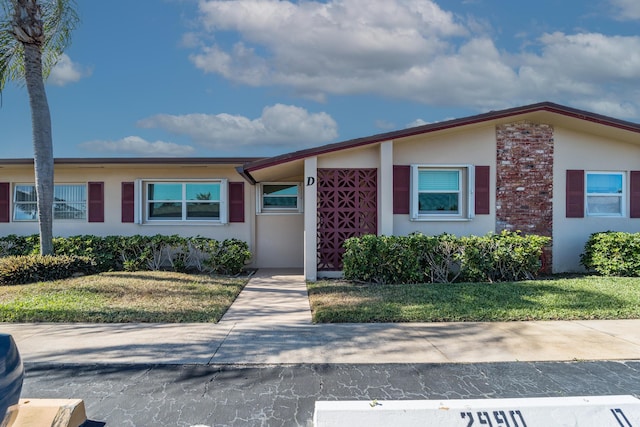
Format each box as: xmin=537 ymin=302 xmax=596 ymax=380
xmin=317 ymin=168 xmax=378 ymax=271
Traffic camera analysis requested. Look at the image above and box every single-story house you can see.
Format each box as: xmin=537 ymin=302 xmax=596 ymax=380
xmin=2 ymin=101 xmax=640 ymax=280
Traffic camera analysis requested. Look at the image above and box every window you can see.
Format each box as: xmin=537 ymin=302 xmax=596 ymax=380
xmin=586 ymin=172 xmax=624 ymax=216
xmin=13 ymin=184 xmax=86 ymax=221
xmin=145 ymin=181 xmax=225 ymax=222
xmin=258 ymin=183 xmax=302 ymax=213
xmin=411 ymin=165 xmax=473 ymax=220
xmin=418 ymin=170 xmax=461 ymax=215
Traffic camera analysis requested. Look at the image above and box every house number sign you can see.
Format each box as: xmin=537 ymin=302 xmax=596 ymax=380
xmin=459 ymin=407 xmax=633 ymax=426
xmin=314 ymin=395 xmax=640 ymax=427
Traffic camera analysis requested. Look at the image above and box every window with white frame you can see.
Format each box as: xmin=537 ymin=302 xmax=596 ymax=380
xmin=411 ymin=165 xmax=473 ymax=220
xmin=13 ymin=184 xmax=86 ymax=221
xmin=258 ymin=183 xmax=302 ymax=213
xmin=144 ymin=181 xmax=226 ymax=222
xmin=586 ymin=172 xmax=625 ymax=216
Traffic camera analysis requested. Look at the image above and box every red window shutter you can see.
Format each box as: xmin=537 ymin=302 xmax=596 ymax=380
xmin=88 ymin=182 xmax=105 ymax=223
xmin=630 ymin=171 xmax=640 ymax=218
xmin=566 ymin=170 xmax=584 ymax=218
xmin=474 ymin=165 xmax=490 ymax=215
xmin=229 ymin=182 xmax=244 ymax=223
xmin=121 ymin=182 xmax=135 ymax=223
xmin=0 ymin=183 xmax=10 ymax=223
xmin=393 ymin=165 xmax=410 ymax=214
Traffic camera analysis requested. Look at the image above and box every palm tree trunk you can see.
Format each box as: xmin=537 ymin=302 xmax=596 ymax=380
xmin=23 ymin=42 xmax=54 ymax=255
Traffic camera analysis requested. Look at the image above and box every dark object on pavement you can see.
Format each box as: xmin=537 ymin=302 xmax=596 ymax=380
xmin=0 ymin=334 xmax=23 ymax=420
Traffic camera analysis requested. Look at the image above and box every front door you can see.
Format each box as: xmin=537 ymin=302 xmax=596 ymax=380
xmin=317 ymin=168 xmax=377 ymax=271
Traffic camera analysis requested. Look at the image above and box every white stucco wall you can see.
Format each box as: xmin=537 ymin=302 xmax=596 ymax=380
xmin=392 ymin=125 xmax=497 ymax=238
xmin=553 ymin=127 xmax=640 ymax=272
xmin=304 ymin=156 xmax=318 ymax=280
xmin=317 ymin=146 xmax=379 ymax=168
xmin=255 ymin=214 xmax=304 ymax=268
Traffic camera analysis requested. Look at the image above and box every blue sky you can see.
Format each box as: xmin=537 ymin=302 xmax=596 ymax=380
xmin=2 ymin=0 xmax=640 ymax=158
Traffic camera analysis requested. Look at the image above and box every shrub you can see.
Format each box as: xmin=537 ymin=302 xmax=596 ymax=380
xmin=118 ymin=235 xmax=152 ymax=272
xmin=460 ymin=231 xmax=550 ymax=282
xmin=411 ymin=233 xmax=464 ymax=283
xmin=54 ymin=235 xmax=122 ymax=272
xmin=343 ymin=234 xmax=422 ymax=284
xmin=343 ymin=231 xmax=549 ymax=284
xmin=0 ymin=255 xmax=97 ymax=285
xmin=581 ymin=231 xmax=640 ymax=276
xmin=344 ymin=233 xmax=463 ymax=284
xmin=342 ymin=234 xmax=375 ymax=282
xmin=117 ymin=235 xmax=251 ymax=275
xmin=206 ymin=239 xmax=252 ymax=275
xmin=0 ymin=234 xmax=39 ymax=257
xmin=0 ymin=234 xmax=253 ymax=277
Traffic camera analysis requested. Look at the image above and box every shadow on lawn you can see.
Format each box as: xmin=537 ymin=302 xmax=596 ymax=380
xmin=0 ymin=307 xmax=227 ymax=323
xmin=98 ymin=271 xmax=246 ymax=285
xmin=309 ymin=279 xmax=631 ymax=322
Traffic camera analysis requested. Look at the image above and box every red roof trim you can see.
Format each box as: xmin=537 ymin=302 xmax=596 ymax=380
xmin=241 ymin=101 xmax=640 ymax=173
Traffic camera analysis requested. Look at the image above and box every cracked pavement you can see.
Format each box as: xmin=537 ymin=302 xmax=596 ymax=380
xmin=22 ymin=361 xmax=640 ymax=426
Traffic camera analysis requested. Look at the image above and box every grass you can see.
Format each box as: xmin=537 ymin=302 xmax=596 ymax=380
xmin=0 ymin=271 xmax=248 ymax=323
xmin=307 ymin=275 xmax=640 ymax=323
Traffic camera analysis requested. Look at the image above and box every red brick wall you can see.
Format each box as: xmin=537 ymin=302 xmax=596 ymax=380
xmin=496 ymin=121 xmax=554 ymax=237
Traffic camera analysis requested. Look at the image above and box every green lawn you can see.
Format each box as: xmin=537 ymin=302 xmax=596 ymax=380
xmin=0 ymin=271 xmax=247 ymax=323
xmin=307 ymin=276 xmax=640 ymax=323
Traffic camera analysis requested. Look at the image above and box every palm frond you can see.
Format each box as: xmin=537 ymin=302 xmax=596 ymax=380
xmin=0 ymin=2 xmax=23 ymax=91
xmin=0 ymin=0 xmax=79 ymax=85
xmin=40 ymin=0 xmax=79 ymax=77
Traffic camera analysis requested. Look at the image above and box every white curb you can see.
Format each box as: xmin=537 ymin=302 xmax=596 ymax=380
xmin=314 ymin=395 xmax=640 ymax=426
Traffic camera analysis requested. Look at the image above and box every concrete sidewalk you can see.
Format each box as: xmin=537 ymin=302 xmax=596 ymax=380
xmin=219 ymin=269 xmax=312 ymax=325
xmin=2 ymin=269 xmax=640 ymax=365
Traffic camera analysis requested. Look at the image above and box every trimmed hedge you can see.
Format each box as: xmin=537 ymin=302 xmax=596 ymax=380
xmin=0 ymin=234 xmax=252 ymax=279
xmin=343 ymin=231 xmax=550 ymax=284
xmin=342 ymin=235 xmax=423 ymax=285
xmin=0 ymin=234 xmax=39 ymax=257
xmin=459 ymin=232 xmax=551 ymax=283
xmin=54 ymin=235 xmax=122 ymax=272
xmin=0 ymin=255 xmax=97 ymax=285
xmin=581 ymin=231 xmax=640 ymax=276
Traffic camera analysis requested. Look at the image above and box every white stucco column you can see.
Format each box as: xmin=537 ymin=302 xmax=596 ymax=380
xmin=379 ymin=140 xmax=394 ymax=236
xmin=304 ymin=156 xmax=318 ymax=281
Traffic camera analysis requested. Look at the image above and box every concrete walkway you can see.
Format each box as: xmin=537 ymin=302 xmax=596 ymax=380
xmin=219 ymin=269 xmax=312 ymax=325
xmin=3 ymin=269 xmax=640 ymax=365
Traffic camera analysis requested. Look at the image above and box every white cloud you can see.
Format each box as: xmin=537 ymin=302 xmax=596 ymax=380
xmin=573 ymin=99 xmax=637 ymax=119
xmin=516 ymin=32 xmax=640 ymax=116
xmin=191 ymin=0 xmax=465 ymax=95
xmin=78 ymin=136 xmax=196 ymax=157
xmin=610 ymin=0 xmax=640 ymax=20
xmin=48 ymin=54 xmax=91 ymax=86
xmin=187 ymin=0 xmax=640 ymax=119
xmin=137 ymin=104 xmax=338 ymax=150
xmin=521 ymin=33 xmax=640 ymax=86
xmin=406 ymin=119 xmax=429 ymax=128
xmin=190 ymin=43 xmax=269 ymax=86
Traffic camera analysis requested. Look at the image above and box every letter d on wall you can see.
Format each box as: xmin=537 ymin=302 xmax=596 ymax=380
xmin=307 ymin=177 xmax=315 ymax=186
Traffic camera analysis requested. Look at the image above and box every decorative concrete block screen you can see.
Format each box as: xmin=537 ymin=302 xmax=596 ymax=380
xmin=317 ymin=168 xmax=377 ymax=271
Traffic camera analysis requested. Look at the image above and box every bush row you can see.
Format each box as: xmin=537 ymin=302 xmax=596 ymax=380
xmin=0 ymin=234 xmax=251 ymax=279
xmin=581 ymin=231 xmax=640 ymax=276
xmin=343 ymin=231 xmax=550 ymax=284
xmin=0 ymin=255 xmax=96 ymax=285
